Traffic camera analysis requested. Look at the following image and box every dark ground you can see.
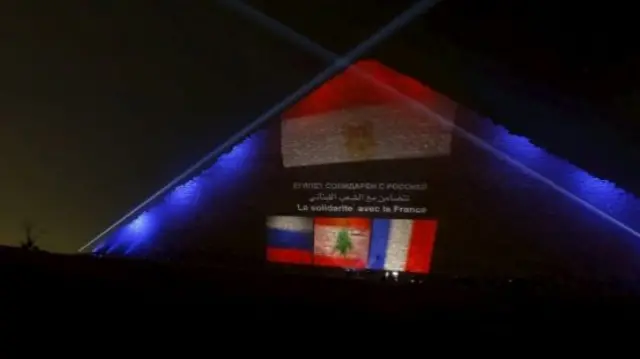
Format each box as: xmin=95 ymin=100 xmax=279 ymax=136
xmin=4 ymin=246 xmax=639 ymax=330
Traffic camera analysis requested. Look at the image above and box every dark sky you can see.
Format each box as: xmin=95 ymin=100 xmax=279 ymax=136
xmin=0 ymin=1 xmax=331 ymax=251
xmin=1 ymin=0 xmax=637 ymax=252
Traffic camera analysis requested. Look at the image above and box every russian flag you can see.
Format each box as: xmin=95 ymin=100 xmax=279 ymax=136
xmin=313 ymin=217 xmax=371 ymax=269
xmin=367 ymin=219 xmax=438 ymax=274
xmin=266 ymin=216 xmax=314 ymax=265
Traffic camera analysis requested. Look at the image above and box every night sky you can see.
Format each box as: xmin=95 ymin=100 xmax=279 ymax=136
xmin=0 ymin=1 xmax=330 ymax=251
xmin=1 ymin=0 xmax=637 ymax=252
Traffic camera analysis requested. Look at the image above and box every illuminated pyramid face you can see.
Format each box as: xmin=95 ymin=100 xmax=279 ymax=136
xmin=89 ymin=59 xmax=640 ymax=281
xmin=266 ymin=61 xmax=455 ymax=273
xmin=280 ymin=60 xmax=458 ymax=167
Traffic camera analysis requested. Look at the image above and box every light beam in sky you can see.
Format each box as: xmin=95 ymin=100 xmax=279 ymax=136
xmin=221 ymin=0 xmax=640 ymax=240
xmin=78 ymin=0 xmax=440 ymax=252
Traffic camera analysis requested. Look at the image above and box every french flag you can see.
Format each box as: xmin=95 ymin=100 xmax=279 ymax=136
xmin=367 ymin=219 xmax=438 ymax=274
xmin=266 ymin=216 xmax=314 ymax=265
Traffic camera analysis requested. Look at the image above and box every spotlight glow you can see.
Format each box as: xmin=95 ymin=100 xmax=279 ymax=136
xmin=93 ymin=133 xmax=263 ymax=255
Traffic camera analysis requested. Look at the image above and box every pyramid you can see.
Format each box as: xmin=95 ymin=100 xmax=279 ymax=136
xmin=86 ymin=60 xmax=640 ymax=280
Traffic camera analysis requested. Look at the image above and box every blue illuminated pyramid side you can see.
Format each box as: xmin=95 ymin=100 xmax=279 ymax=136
xmin=90 ymin=130 xmax=272 ymax=257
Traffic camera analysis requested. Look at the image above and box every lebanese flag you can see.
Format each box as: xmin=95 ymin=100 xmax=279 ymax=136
xmin=367 ymin=219 xmax=438 ymax=273
xmin=281 ymin=59 xmax=457 ymax=168
xmin=313 ymin=217 xmax=371 ymax=269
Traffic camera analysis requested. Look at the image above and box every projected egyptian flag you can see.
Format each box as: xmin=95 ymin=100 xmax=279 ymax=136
xmin=266 ymin=216 xmax=314 ymax=265
xmin=281 ymin=60 xmax=457 ymax=168
xmin=367 ymin=219 xmax=438 ymax=274
xmin=313 ymin=217 xmax=371 ymax=269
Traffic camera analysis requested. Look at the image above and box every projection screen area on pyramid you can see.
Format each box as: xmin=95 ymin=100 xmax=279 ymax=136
xmin=86 ymin=60 xmax=640 ymax=280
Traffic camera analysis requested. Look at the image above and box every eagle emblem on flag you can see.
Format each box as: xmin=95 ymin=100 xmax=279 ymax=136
xmin=342 ymin=120 xmax=375 ymax=160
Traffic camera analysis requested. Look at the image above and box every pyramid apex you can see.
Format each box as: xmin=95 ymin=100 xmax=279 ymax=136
xmin=282 ymin=59 xmax=447 ymax=119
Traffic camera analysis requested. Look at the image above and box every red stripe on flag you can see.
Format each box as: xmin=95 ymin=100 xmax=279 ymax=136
xmin=314 ymin=217 xmax=370 ymax=231
xmin=314 ymin=255 xmax=366 ymax=269
xmin=405 ymin=220 xmax=438 ymax=274
xmin=267 ymin=248 xmax=312 ymax=265
xmin=282 ymin=60 xmax=446 ymax=120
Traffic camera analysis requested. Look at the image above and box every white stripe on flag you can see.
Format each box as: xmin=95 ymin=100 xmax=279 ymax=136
xmin=384 ymin=219 xmax=413 ymax=271
xmin=266 ymin=216 xmax=313 ymax=232
xmin=281 ymin=105 xmax=453 ymax=168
